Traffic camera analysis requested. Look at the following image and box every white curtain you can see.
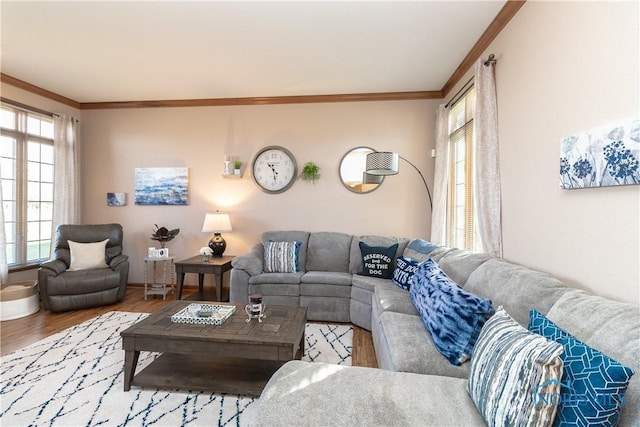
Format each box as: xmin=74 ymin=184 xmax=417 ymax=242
xmin=474 ymin=59 xmax=503 ymax=258
xmin=53 ymin=115 xmax=80 ymax=231
xmin=0 ymin=170 xmax=7 ymax=284
xmin=430 ymin=104 xmax=449 ymax=245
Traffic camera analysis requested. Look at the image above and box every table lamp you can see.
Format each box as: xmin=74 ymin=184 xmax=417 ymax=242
xmin=202 ymin=212 xmax=232 ymax=257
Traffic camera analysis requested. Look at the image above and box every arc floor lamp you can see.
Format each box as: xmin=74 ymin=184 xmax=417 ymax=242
xmin=365 ymin=151 xmax=433 ymax=209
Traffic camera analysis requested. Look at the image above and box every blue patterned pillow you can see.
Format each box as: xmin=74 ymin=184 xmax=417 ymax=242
xmin=392 ymin=256 xmax=419 ymax=290
xmin=263 ymin=241 xmax=301 ymax=273
xmin=410 ymin=258 xmax=494 ymax=365
xmin=357 ymin=242 xmax=398 ymax=279
xmin=468 ymin=307 xmax=564 ymax=427
xmin=528 ymin=309 xmax=634 ymax=427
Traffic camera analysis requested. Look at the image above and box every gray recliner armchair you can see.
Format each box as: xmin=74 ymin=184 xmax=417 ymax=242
xmin=38 ymin=223 xmax=129 ymax=312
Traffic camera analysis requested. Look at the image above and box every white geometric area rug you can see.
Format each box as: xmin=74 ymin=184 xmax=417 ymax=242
xmin=0 ymin=311 xmax=352 ymax=427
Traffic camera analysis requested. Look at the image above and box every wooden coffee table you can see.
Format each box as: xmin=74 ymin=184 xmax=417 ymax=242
xmin=121 ymin=301 xmax=307 ymax=396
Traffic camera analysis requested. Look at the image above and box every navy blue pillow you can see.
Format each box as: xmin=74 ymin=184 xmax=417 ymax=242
xmin=392 ymin=256 xmax=419 ymax=290
xmin=358 ymin=242 xmax=398 ymax=279
xmin=528 ymin=309 xmax=634 ymax=427
xmin=410 ymin=258 xmax=494 ymax=365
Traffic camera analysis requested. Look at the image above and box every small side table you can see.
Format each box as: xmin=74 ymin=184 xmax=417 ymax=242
xmin=143 ymin=256 xmax=175 ymax=300
xmin=175 ymin=255 xmax=234 ymax=301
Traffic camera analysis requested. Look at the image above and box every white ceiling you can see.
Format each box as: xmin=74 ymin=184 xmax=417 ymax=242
xmin=1 ymin=1 xmax=507 ymax=103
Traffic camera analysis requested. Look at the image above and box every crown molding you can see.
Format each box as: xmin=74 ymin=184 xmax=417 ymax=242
xmin=80 ymin=91 xmax=443 ymax=110
xmin=0 ymin=73 xmax=81 ymax=109
xmin=2 ymin=0 xmax=525 ymax=109
xmin=440 ymin=0 xmax=526 ymax=97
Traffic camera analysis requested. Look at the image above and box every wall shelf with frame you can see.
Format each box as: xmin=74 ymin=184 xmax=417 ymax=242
xmin=222 ymin=173 xmax=243 ymax=179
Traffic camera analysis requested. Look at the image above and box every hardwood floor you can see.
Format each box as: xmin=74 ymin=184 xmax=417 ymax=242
xmin=0 ymin=286 xmax=378 ymax=368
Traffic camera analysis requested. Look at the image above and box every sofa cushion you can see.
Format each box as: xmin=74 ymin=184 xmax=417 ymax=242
xmin=392 ymin=255 xmax=419 ymax=290
xmin=467 ymin=307 xmax=564 ymax=427
xmin=349 ymin=235 xmax=409 ymax=273
xmin=357 ymin=242 xmax=398 ymax=279
xmin=248 ymin=272 xmax=303 ymax=285
xmin=464 ymin=259 xmax=571 ymax=326
xmin=529 ymin=309 xmax=634 ymax=427
xmin=374 ymin=310 xmax=470 ymax=378
xmin=263 ymin=241 xmax=301 ymax=273
xmin=306 ymin=232 xmax=352 ymax=272
xmin=545 ymin=291 xmax=640 ymax=427
xmin=373 ymin=286 xmax=417 ymax=316
xmin=262 ymin=231 xmax=310 ymax=272
xmin=251 ymin=361 xmax=485 ymax=426
xmin=301 ymin=271 xmax=352 ymax=286
xmin=410 ymin=259 xmax=494 ymax=366
xmin=300 ymin=282 xmax=351 ymax=298
xmin=68 ymin=239 xmax=109 ymax=271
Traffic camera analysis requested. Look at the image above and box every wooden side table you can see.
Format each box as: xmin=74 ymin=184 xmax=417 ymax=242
xmin=143 ymin=256 xmax=175 ymax=300
xmin=175 ymin=255 xmax=234 ymax=301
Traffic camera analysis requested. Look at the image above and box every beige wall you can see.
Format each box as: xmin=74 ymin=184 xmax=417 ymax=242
xmin=483 ymin=1 xmax=639 ymax=303
xmin=80 ymin=101 xmax=437 ymax=285
xmin=4 ymin=1 xmax=638 ymax=302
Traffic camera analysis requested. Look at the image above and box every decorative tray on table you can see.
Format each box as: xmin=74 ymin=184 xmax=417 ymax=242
xmin=171 ymin=303 xmax=236 ymax=325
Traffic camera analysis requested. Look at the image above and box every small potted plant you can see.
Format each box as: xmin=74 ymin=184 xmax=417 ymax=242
xmin=301 ymin=161 xmax=320 ymax=183
xmin=151 ymin=224 xmax=180 ymax=248
xmin=233 ymin=160 xmax=242 ymax=175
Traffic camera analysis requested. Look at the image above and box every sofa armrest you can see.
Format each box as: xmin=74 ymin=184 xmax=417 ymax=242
xmin=231 ymin=243 xmax=264 ymax=276
xmin=39 ymin=259 xmax=68 ymax=275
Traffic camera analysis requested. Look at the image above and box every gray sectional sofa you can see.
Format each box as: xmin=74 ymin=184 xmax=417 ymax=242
xmin=230 ymin=231 xmax=639 ymax=426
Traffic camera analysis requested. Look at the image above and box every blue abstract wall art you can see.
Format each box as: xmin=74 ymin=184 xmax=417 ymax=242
xmin=560 ymin=118 xmax=640 ymax=189
xmin=134 ymin=167 xmax=189 ymax=205
xmin=106 ymin=192 xmax=126 ymax=206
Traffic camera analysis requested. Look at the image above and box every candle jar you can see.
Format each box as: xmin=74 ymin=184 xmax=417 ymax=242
xmin=245 ymin=294 xmax=266 ymax=322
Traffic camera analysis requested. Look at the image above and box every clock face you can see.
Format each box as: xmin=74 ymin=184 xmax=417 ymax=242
xmin=251 ymin=146 xmax=298 ymax=194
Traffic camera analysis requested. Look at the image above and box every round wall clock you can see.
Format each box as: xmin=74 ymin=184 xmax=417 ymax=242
xmin=251 ymin=145 xmax=298 ymax=194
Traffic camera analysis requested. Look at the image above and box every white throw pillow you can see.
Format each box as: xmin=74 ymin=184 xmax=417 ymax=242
xmin=68 ymin=239 xmax=109 ymax=271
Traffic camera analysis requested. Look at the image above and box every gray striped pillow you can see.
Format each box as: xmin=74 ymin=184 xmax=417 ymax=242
xmin=467 ymin=307 xmax=564 ymax=427
xmin=264 ymin=241 xmax=300 ymax=273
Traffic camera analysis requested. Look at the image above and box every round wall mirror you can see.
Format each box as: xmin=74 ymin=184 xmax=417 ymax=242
xmin=339 ymin=146 xmax=384 ymax=194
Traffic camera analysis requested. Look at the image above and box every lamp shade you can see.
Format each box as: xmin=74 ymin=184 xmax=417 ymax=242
xmin=201 ymin=213 xmax=232 ymax=233
xmin=366 ymin=152 xmax=399 ymax=176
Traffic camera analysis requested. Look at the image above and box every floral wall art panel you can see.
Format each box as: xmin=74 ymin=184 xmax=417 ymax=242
xmin=560 ymin=118 xmax=640 ymax=189
xmin=134 ymin=167 xmax=189 ymax=205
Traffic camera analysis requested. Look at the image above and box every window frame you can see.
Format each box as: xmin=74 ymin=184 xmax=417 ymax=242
xmin=446 ymin=86 xmax=481 ymax=252
xmin=1 ymin=104 xmax=55 ymax=269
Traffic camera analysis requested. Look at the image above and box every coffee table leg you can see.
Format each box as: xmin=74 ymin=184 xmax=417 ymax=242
xmin=123 ymin=349 xmax=140 ymax=391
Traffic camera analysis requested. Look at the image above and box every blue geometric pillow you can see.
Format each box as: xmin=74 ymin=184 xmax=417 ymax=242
xmin=410 ymin=258 xmax=495 ymax=365
xmin=357 ymin=242 xmax=398 ymax=279
xmin=263 ymin=240 xmax=301 ymax=273
xmin=392 ymin=256 xmax=419 ymax=290
xmin=528 ymin=310 xmax=634 ymax=427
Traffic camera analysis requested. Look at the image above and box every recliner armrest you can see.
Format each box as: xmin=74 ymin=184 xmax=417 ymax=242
xmin=231 ymin=243 xmax=264 ymax=276
xmin=109 ymin=254 xmax=129 ymax=269
xmin=39 ymin=259 xmax=68 ymax=275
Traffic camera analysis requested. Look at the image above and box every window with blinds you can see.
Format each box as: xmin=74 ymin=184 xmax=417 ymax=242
xmin=1 ymin=105 xmax=55 ymax=267
xmin=446 ymin=87 xmax=481 ymax=252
